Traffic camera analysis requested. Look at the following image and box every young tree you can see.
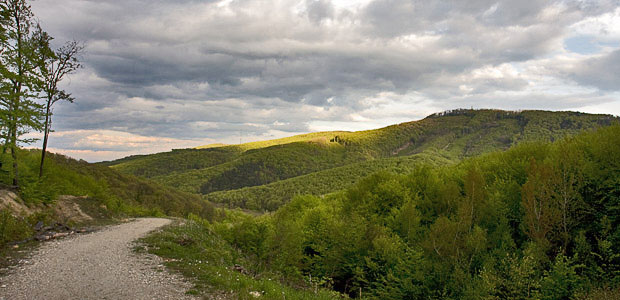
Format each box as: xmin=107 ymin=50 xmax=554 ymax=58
xmin=0 ymin=0 xmax=47 ymax=187
xmin=551 ymin=139 xmax=584 ymax=250
xmin=38 ymin=39 xmax=82 ymax=178
xmin=521 ymin=158 xmax=561 ymax=249
xmin=460 ymin=166 xmax=486 ymax=231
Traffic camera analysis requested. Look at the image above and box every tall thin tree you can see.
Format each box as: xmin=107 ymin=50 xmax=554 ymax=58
xmin=0 ymin=0 xmax=47 ymax=187
xmin=38 ymin=39 xmax=82 ymax=178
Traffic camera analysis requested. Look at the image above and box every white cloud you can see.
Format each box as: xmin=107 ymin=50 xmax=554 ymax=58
xmin=35 ymin=129 xmax=215 ymax=162
xmin=26 ymin=0 xmax=620 ymax=162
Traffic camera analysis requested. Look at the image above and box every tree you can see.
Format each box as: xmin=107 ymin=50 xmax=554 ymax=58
xmin=538 ymin=254 xmax=581 ymax=300
xmin=0 ymin=0 xmax=47 ymax=186
xmin=38 ymin=39 xmax=82 ymax=178
xmin=521 ymin=158 xmax=561 ymax=249
xmin=460 ymin=166 xmax=487 ymax=231
xmin=551 ymin=139 xmax=584 ymax=250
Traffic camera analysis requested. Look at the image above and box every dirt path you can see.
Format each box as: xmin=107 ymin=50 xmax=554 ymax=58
xmin=0 ymin=218 xmax=196 ymax=300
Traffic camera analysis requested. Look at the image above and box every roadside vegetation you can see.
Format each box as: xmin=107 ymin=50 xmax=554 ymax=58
xmin=0 ymin=149 xmax=216 ymax=248
xmin=141 ymin=217 xmax=342 ymax=300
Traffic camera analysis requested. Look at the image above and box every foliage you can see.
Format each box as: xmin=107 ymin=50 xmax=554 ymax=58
xmin=168 ymin=125 xmax=620 ymax=299
xmin=140 ymin=218 xmax=343 ymax=299
xmin=206 ymin=152 xmax=452 ymax=211
xmin=0 ymin=209 xmax=32 ymax=245
xmin=0 ymin=149 xmax=217 ymax=219
xmin=0 ymin=0 xmax=48 ymax=186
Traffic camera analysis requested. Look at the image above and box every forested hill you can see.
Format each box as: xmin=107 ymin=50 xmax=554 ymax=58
xmin=102 ymin=109 xmax=617 ymax=210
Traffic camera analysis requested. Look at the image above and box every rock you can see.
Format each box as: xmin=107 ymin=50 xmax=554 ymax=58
xmin=34 ymin=221 xmax=44 ymax=231
xmin=35 ymin=235 xmax=50 ymax=241
xmin=54 ymin=223 xmax=71 ymax=231
xmin=52 ymin=232 xmax=69 ymax=239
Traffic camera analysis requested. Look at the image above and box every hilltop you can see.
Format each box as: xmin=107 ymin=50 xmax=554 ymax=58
xmin=103 ymin=109 xmax=618 ymax=210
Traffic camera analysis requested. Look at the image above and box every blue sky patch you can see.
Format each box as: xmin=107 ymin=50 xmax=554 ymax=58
xmin=564 ymin=35 xmax=601 ymax=55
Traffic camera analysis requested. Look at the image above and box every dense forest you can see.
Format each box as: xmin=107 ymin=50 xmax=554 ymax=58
xmin=147 ymin=124 xmax=620 ymax=299
xmin=105 ymin=109 xmax=618 ymax=212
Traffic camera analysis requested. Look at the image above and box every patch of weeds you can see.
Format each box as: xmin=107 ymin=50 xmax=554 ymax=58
xmin=0 ymin=239 xmax=38 ymax=276
xmin=133 ymin=244 xmax=147 ymax=254
xmin=186 ymin=289 xmax=200 ymax=295
xmin=140 ymin=220 xmax=343 ymax=300
xmin=0 ymin=210 xmax=33 ymax=246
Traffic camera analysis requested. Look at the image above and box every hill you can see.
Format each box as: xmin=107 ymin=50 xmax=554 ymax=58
xmin=103 ymin=109 xmax=618 ymax=210
xmin=206 ymin=151 xmax=453 ymax=211
xmin=0 ymin=149 xmax=217 ymax=247
xmin=143 ymin=125 xmax=620 ymax=299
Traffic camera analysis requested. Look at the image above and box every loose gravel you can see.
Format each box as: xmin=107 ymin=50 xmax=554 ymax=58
xmin=0 ymin=218 xmax=197 ymax=300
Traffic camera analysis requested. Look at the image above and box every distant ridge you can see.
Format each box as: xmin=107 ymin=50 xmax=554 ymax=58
xmin=102 ymin=109 xmax=618 ymax=210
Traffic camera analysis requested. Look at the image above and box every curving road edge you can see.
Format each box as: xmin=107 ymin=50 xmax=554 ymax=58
xmin=0 ymin=218 xmax=196 ymax=300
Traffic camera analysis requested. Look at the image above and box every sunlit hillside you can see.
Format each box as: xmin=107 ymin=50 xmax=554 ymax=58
xmin=103 ymin=109 xmax=618 ymax=211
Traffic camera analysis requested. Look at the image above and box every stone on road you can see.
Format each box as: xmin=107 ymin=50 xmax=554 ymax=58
xmin=0 ymin=218 xmax=196 ymax=300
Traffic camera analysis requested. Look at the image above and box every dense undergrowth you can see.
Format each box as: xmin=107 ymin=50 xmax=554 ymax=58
xmin=141 ymin=217 xmax=342 ymax=300
xmin=144 ymin=125 xmax=620 ymax=299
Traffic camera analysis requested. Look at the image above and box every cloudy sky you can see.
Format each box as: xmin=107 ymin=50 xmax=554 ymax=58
xmin=28 ymin=0 xmax=620 ymax=162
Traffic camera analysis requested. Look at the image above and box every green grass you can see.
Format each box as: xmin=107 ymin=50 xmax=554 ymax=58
xmin=140 ymin=217 xmax=343 ymax=300
xmin=0 ymin=148 xmax=218 ymax=247
xmin=197 ymin=131 xmax=351 ymax=151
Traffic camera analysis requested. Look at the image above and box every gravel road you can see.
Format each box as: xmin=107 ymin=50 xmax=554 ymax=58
xmin=0 ymin=218 xmax=196 ymax=300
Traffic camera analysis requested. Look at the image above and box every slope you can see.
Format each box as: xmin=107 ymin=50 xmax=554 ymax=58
xmin=104 ymin=109 xmax=618 ymax=199
xmin=3 ymin=149 xmax=215 ymax=220
xmin=205 ymin=150 xmax=454 ymax=211
xmin=143 ymin=125 xmax=620 ymax=299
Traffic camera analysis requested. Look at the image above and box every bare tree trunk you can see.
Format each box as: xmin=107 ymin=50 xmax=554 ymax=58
xmin=39 ymin=102 xmax=51 ymax=178
xmin=11 ymin=124 xmax=18 ymax=187
xmin=11 ymin=4 xmax=23 ymax=188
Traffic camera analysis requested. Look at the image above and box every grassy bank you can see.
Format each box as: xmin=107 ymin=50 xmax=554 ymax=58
xmin=140 ymin=216 xmax=343 ymax=300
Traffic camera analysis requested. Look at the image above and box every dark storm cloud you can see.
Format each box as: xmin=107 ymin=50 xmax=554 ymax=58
xmin=35 ymin=0 xmax=546 ymax=105
xmin=37 ymin=0 xmax=614 ymax=106
xmin=28 ymin=0 xmax=620 ymax=161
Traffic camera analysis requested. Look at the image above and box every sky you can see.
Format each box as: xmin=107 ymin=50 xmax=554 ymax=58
xmin=27 ymin=0 xmax=620 ymax=162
